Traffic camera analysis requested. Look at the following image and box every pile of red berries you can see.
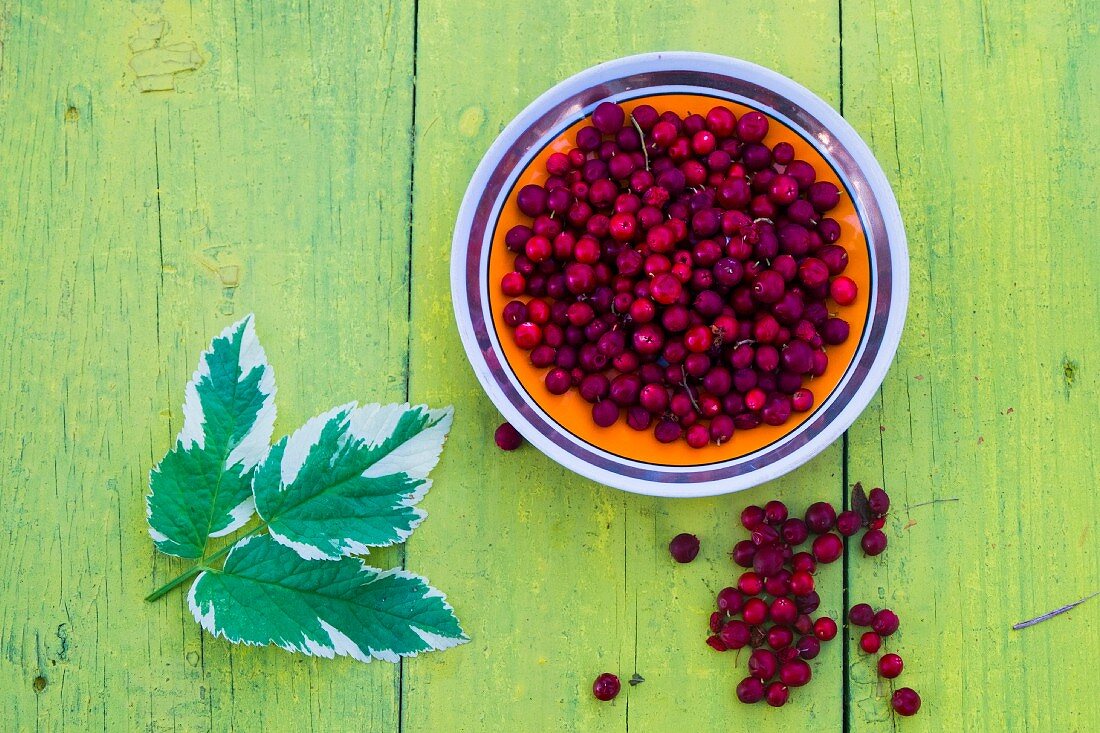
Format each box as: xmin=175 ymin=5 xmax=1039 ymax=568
xmin=498 ymin=100 xmax=858 ymax=448
xmin=703 ymin=486 xmax=920 ymax=716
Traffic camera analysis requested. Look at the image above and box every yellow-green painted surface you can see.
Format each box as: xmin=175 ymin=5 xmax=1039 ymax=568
xmin=1 ymin=0 xmax=1096 ymax=730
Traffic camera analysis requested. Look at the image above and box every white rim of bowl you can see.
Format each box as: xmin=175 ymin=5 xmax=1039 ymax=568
xmin=451 ymin=52 xmax=908 ymax=498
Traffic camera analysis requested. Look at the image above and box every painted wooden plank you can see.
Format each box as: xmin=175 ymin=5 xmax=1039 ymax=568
xmin=404 ymin=1 xmax=847 ymax=730
xmin=0 ymin=0 xmax=414 ymax=730
xmin=842 ymin=0 xmax=1100 ymax=729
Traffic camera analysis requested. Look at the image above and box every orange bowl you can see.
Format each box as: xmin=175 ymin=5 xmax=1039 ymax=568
xmin=453 ymin=54 xmax=907 ymax=496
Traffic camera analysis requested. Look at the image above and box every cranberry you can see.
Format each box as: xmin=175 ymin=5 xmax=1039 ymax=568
xmin=868 ymin=487 xmax=891 ymax=515
xmin=767 ymin=625 xmax=794 ymax=650
xmin=830 ymin=275 xmax=858 ymax=305
xmin=765 ymin=681 xmax=789 ymax=707
xmin=891 ymin=688 xmax=921 ymax=716
xmin=811 ymin=533 xmax=843 ymax=563
xmin=742 ymin=597 xmax=768 ymax=625
xmin=796 ymin=635 xmax=820 ymax=660
xmin=738 ymin=572 xmax=765 ymax=597
xmin=789 ymin=570 xmax=815 ymax=596
xmin=753 ymin=545 xmax=785 ymax=576
xmin=770 ymin=597 xmax=799 ymax=626
xmin=813 ymin=617 xmax=837 ymax=641
xmin=736 ymin=677 xmax=765 ymax=704
xmin=791 ymin=552 xmax=816 ymax=574
xmin=861 ymin=529 xmax=888 ymax=556
xmin=791 ymin=388 xmax=815 ymax=412
xmin=781 ymin=518 xmax=809 ymax=546
xmin=848 ymin=603 xmax=874 ymax=626
xmin=706 ymin=634 xmax=727 ymax=652
xmin=794 ymin=591 xmax=820 ymax=615
xmin=717 ymin=587 xmax=744 ymax=613
xmin=668 ymin=533 xmax=700 ymax=563
xmin=872 ymin=609 xmax=900 ymax=636
xmin=592 ymin=672 xmax=621 ymax=701
xmin=494 ymin=422 xmax=523 ymax=451
xmin=748 ymin=649 xmax=778 ymax=680
xmin=805 ymin=502 xmax=837 ymax=533
xmin=764 ymin=571 xmax=792 ymax=597
xmin=878 ymin=653 xmax=904 ymax=679
xmin=731 ymin=539 xmax=756 ymax=568
xmin=721 ymin=619 xmax=752 ymax=649
xmin=736 ymin=111 xmax=769 ymax=143
xmin=859 ymin=631 xmax=882 ymax=654
xmin=836 ymin=510 xmax=862 ymax=536
xmin=751 ymin=524 xmax=780 ymax=546
xmin=779 ymin=659 xmax=811 ymax=687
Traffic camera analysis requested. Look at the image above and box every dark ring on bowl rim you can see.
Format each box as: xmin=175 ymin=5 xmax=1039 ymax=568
xmin=455 ymin=59 xmax=903 ymax=491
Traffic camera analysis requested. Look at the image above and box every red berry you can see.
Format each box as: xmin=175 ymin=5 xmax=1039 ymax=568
xmin=748 ymin=649 xmax=778 ymax=680
xmin=868 ymin=487 xmax=891 ymax=515
xmin=836 ymin=510 xmax=862 ymax=536
xmin=804 ymin=501 xmax=837 ymax=533
xmin=706 ymin=634 xmax=728 ymax=652
xmin=879 ymin=653 xmax=904 ymax=679
xmin=770 ymin=597 xmax=798 ymax=626
xmin=592 ymin=672 xmax=621 ymax=701
xmin=736 ymin=676 xmax=765 ymax=704
xmin=796 ymin=635 xmax=821 ymax=660
xmin=731 ymin=540 xmax=756 ymax=568
xmin=779 ymin=659 xmax=812 ymax=687
xmin=781 ymin=518 xmax=809 ymax=546
xmin=753 ymin=545 xmax=785 ymax=576
xmin=741 ymin=505 xmax=766 ymax=530
xmin=891 ymin=688 xmax=921 ymax=716
xmin=813 ymin=617 xmax=838 ymax=641
xmin=791 ymin=552 xmax=817 ymax=574
xmin=668 ymin=533 xmax=700 ymax=563
xmin=717 ymin=587 xmax=744 ymax=614
xmin=848 ymin=603 xmax=874 ymax=626
xmin=869 ymin=516 xmax=886 ymax=530
xmin=789 ymin=570 xmax=815 ymax=596
xmin=709 ymin=611 xmax=724 ymax=634
xmin=859 ymin=631 xmax=882 ymax=654
xmin=513 ymin=322 xmax=543 ymax=349
xmin=872 ymin=609 xmax=900 ymax=636
xmin=494 ymin=422 xmax=523 ymax=451
xmin=811 ymin=533 xmax=843 ymax=563
xmin=830 ymin=275 xmax=858 ymax=305
xmin=861 ymin=528 xmax=888 ymax=556
xmin=738 ymin=571 xmax=765 ymax=597
xmin=720 ymin=619 xmax=752 ymax=649
xmin=765 ymin=681 xmax=789 ymax=707
xmin=767 ymin=625 xmax=794 ymax=650
xmin=742 ymin=597 xmax=768 ymax=625
xmin=763 ymin=500 xmax=789 ymax=525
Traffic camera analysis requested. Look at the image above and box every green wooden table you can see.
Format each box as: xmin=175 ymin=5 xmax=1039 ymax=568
xmin=3 ymin=1 xmax=1098 ymax=730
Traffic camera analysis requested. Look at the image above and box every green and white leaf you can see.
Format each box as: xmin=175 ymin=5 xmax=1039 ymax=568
xmin=147 ymin=315 xmax=276 ymax=558
xmin=252 ymin=403 xmax=452 ymax=561
xmin=187 ymin=533 xmax=468 ymax=662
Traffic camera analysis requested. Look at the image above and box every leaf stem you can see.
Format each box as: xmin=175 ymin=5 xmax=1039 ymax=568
xmin=1012 ymin=591 xmax=1100 ymax=630
xmin=145 ymin=524 xmax=267 ymax=602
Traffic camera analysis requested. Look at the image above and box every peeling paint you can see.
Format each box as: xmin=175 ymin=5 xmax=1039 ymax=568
xmin=129 ymin=21 xmax=202 ymax=92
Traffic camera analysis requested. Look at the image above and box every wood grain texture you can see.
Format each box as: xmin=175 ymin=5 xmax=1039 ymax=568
xmin=404 ymin=1 xmax=845 ymax=730
xmin=1 ymin=0 xmax=415 ymax=729
xmin=842 ymin=0 xmax=1100 ymax=729
xmin=2 ymin=0 xmax=1097 ymax=730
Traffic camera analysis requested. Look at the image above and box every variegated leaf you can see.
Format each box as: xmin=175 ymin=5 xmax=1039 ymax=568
xmin=252 ymin=403 xmax=452 ymax=560
xmin=147 ymin=315 xmax=276 ymax=558
xmin=188 ymin=533 xmax=467 ymax=662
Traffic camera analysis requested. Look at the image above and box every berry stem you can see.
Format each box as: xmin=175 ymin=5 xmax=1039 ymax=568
xmin=1013 ymin=590 xmax=1100 ymax=630
xmin=630 ymin=113 xmax=650 ymax=171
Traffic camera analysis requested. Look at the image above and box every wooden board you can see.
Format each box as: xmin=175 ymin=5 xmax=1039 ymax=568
xmin=1 ymin=0 xmax=1097 ymax=730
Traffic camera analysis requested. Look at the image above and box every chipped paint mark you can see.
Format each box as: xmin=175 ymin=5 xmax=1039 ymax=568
xmin=64 ymin=106 xmax=80 ymax=123
xmin=32 ymin=675 xmax=47 ymax=693
xmin=977 ymin=435 xmax=984 ymax=445
xmin=129 ymin=21 xmax=203 ymax=92
xmin=458 ymin=106 xmax=485 ymax=137
xmin=1063 ymin=358 xmax=1077 ymax=394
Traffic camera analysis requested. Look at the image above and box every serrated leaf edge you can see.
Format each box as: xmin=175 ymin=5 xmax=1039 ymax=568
xmin=186 ymin=535 xmax=469 ymax=663
xmin=263 ymin=402 xmax=453 ymax=561
xmin=145 ymin=314 xmax=276 ymax=550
